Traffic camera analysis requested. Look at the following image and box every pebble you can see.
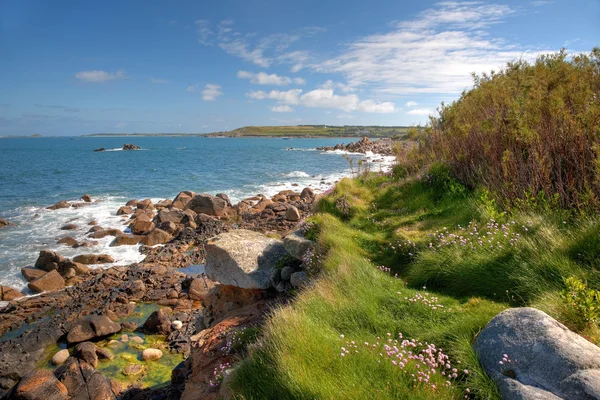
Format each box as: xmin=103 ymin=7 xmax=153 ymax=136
xmin=123 ymin=364 xmax=144 ymax=376
xmin=120 ymin=334 xmax=129 ymax=342
xmin=129 ymin=335 xmax=144 ymax=344
xmin=141 ymin=348 xmax=163 ymax=361
xmin=51 ymin=349 xmax=69 ymax=365
xmin=171 ymin=320 xmax=183 ymax=330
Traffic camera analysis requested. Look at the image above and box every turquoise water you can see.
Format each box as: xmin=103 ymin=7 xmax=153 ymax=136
xmin=0 ymin=136 xmax=392 ymax=291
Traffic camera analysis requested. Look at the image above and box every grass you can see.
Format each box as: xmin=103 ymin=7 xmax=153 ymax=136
xmin=208 ymin=125 xmax=410 ymax=138
xmin=228 ymin=169 xmax=600 ymax=399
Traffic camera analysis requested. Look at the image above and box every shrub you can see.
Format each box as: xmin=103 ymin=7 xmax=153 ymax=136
xmin=560 ymin=276 xmax=600 ymax=325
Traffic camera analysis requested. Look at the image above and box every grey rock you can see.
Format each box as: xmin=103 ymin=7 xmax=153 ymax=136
xmin=474 ymin=307 xmax=600 ymax=400
xmin=280 ymin=266 xmax=294 ymax=281
xmin=205 ymin=229 xmax=288 ymax=289
xmin=270 ymin=268 xmax=282 ymax=287
xmin=290 ymin=271 xmax=309 ymax=288
xmin=283 ymin=231 xmax=315 ymax=260
xmin=74 ymin=342 xmax=98 ymax=368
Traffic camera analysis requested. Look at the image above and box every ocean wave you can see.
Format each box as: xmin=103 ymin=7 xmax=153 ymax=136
xmin=282 ymin=171 xmax=310 ymax=178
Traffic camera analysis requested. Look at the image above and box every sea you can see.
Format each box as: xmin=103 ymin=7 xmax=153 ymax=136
xmin=0 ymin=136 xmax=394 ymax=294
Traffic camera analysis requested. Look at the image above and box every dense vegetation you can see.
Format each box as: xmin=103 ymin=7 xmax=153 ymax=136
xmin=207 ymin=125 xmax=409 ymax=138
xmin=229 ymin=49 xmax=600 ymax=399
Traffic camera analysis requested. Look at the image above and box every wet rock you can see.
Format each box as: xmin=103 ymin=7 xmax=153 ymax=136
xmin=185 ymin=194 xmax=227 ymax=217
xmin=141 ymin=348 xmax=163 ymax=361
xmin=51 ymin=349 xmax=70 ymax=366
xmin=122 ymin=144 xmax=141 ymax=150
xmin=75 ymin=342 xmax=99 ymax=367
xmin=285 ymin=206 xmax=301 ymax=221
xmin=0 ymin=286 xmax=23 ymax=301
xmin=125 ymin=199 xmax=137 ymax=207
xmin=205 ymin=229 xmax=288 ymax=289
xmin=283 ymin=230 xmax=315 ymax=260
xmin=60 ymin=223 xmax=77 ymax=230
xmin=116 ymin=206 xmax=133 ymax=215
xmin=47 ymin=200 xmax=71 ymax=210
xmin=290 ymin=271 xmax=308 ymax=288
xmin=141 ymin=228 xmax=172 ymax=246
xmin=0 ymin=218 xmax=11 ymax=228
xmin=28 ymin=270 xmax=65 ymax=293
xmin=35 ymin=250 xmax=64 ymax=272
xmin=131 ymin=219 xmax=155 ymax=235
xmin=474 ymin=307 xmax=600 ymax=400
xmin=72 ymin=254 xmax=115 ymax=264
xmin=110 ymin=234 xmax=143 ymax=246
xmin=123 ymin=364 xmax=144 ymax=377
xmin=11 ymin=369 xmax=68 ymax=400
xmin=57 ymin=236 xmax=78 ymax=246
xmin=81 ymin=194 xmax=92 ymax=203
xmin=73 ymin=240 xmax=99 ymax=249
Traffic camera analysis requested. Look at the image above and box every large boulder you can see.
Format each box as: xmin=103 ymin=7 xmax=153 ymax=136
xmin=21 ymin=267 xmax=47 ymax=282
xmin=136 ymin=198 xmax=154 ymax=210
xmin=283 ymin=230 xmax=315 ymax=260
xmin=171 ymin=191 xmax=195 ymax=210
xmin=58 ymin=259 xmax=90 ymax=276
xmin=35 ymin=250 xmax=64 ymax=272
xmin=28 ymin=270 xmax=65 ymax=293
xmin=57 ymin=236 xmax=78 ymax=247
xmin=185 ymin=193 xmax=227 ymax=217
xmin=110 ymin=234 xmax=143 ymax=246
xmin=116 ymin=206 xmax=133 ymax=215
xmin=474 ymin=307 xmax=600 ymax=400
xmin=142 ymin=307 xmax=173 ymax=335
xmin=141 ymin=228 xmax=172 ymax=246
xmin=205 ymin=229 xmax=288 ymax=289
xmin=10 ymin=369 xmax=68 ymax=400
xmin=285 ymin=205 xmax=301 ymax=221
xmin=55 ymin=357 xmax=115 ymax=400
xmin=130 ymin=219 xmax=155 ymax=235
xmin=154 ymin=209 xmax=185 ymax=224
xmin=66 ymin=315 xmax=121 ymax=344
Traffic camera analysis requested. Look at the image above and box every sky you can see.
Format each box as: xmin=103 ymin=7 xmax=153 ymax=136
xmin=0 ymin=0 xmax=598 ymax=136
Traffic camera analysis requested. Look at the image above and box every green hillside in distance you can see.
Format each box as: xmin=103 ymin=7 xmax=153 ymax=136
xmin=207 ymin=125 xmax=410 ymax=138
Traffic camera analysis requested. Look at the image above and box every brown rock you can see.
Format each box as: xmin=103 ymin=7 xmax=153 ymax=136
xmin=171 ymin=191 xmax=195 ymax=209
xmin=73 ymin=240 xmax=99 ymax=248
xmin=189 ymin=276 xmax=217 ymax=301
xmin=75 ymin=342 xmax=98 ymax=368
xmin=21 ymin=267 xmax=47 ymax=282
xmin=57 ymin=236 xmax=78 ymax=246
xmin=125 ymin=199 xmax=138 ymax=207
xmin=123 ymin=364 xmax=144 ymax=376
xmin=216 ymin=193 xmax=232 ymax=207
xmin=300 ymin=187 xmax=315 ymax=200
xmin=142 ymin=307 xmax=173 ymax=335
xmin=131 ymin=219 xmax=155 ymax=235
xmin=1 ymin=285 xmax=23 ymax=301
xmin=158 ymin=221 xmax=178 ymax=234
xmin=116 ymin=206 xmax=133 ymax=215
xmin=141 ymin=228 xmax=172 ymax=246
xmin=35 ymin=250 xmax=64 ymax=271
xmin=47 ymin=200 xmax=71 ymax=210
xmin=285 ymin=206 xmax=301 ymax=221
xmin=58 ymin=259 xmax=90 ymax=276
xmin=136 ymin=199 xmax=154 ymax=210
xmin=155 ymin=209 xmax=185 ymax=224
xmin=110 ymin=234 xmax=143 ymax=246
xmin=28 ymin=270 xmax=65 ymax=293
xmin=81 ymin=194 xmax=92 ymax=203
xmin=0 ymin=218 xmax=12 ymax=228
xmin=185 ymin=193 xmax=227 ymax=217
xmin=72 ymin=254 xmax=115 ymax=264
xmin=12 ymin=369 xmax=68 ymax=400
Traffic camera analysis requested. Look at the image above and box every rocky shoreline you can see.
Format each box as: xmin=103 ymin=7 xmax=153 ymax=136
xmin=316 ymin=136 xmax=396 ymax=156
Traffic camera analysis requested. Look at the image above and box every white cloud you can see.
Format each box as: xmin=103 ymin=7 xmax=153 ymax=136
xmin=202 ymin=84 xmax=223 ymax=101
xmin=271 ymin=105 xmax=294 ymax=112
xmin=407 ymin=108 xmax=432 ymax=116
xmin=531 ymin=1 xmax=554 ymax=6
xmin=406 ymin=101 xmax=418 ymax=107
xmin=356 ymin=99 xmax=396 ymax=113
xmin=150 ymin=77 xmax=168 ymax=84
xmin=314 ymin=2 xmax=553 ymax=96
xmin=237 ymin=70 xmax=305 ymax=86
xmin=320 ymin=80 xmax=355 ymax=93
xmin=247 ymin=89 xmax=302 ymax=105
xmin=300 ymin=89 xmax=359 ymax=112
xmin=195 ymin=20 xmax=213 ymax=45
xmin=75 ymin=70 xmax=126 ymax=83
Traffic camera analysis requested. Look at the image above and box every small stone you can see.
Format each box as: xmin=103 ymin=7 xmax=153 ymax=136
xmin=51 ymin=349 xmax=70 ymax=365
xmin=96 ymin=347 xmax=114 ymax=361
xmin=171 ymin=320 xmax=183 ymax=330
xmin=107 ymin=340 xmax=122 ymax=348
xmin=129 ymin=335 xmax=144 ymax=344
xmin=141 ymin=348 xmax=163 ymax=361
xmin=120 ymin=334 xmax=129 ymax=342
xmin=61 ymin=223 xmax=78 ymax=230
xmin=123 ymin=364 xmax=144 ymax=376
xmin=280 ymin=266 xmax=294 ymax=281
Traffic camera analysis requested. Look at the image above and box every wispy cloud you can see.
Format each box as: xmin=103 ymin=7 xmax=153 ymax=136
xmin=195 ymin=20 xmax=214 ymax=45
xmin=237 ymin=70 xmax=304 ymax=85
xmin=406 ymin=101 xmax=418 ymax=107
xmin=407 ymin=108 xmax=432 ymax=116
xmin=271 ymin=105 xmax=294 ymax=112
xmin=530 ymin=1 xmax=554 ymax=6
xmin=75 ymin=69 xmax=127 ymax=83
xmin=202 ymin=84 xmax=223 ymax=101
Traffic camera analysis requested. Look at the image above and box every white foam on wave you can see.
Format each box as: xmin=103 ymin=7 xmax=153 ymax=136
xmin=0 ymin=196 xmax=146 ymax=292
xmin=282 ymin=171 xmax=310 ymax=178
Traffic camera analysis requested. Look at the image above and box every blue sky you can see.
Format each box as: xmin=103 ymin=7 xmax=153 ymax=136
xmin=0 ymin=0 xmax=598 ymax=136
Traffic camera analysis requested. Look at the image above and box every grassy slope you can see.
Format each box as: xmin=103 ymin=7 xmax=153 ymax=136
xmin=208 ymin=125 xmax=410 ymax=138
xmin=230 ymin=171 xmax=600 ymax=400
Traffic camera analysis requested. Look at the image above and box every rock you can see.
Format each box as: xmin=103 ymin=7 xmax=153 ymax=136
xmin=129 ymin=336 xmax=144 ymax=344
xmin=81 ymin=194 xmax=92 ymax=203
xmin=270 ymin=268 xmax=282 ymax=287
xmin=143 ymin=308 xmax=173 ymax=335
xmin=58 ymin=259 xmax=90 ymax=276
xmin=0 ymin=286 xmax=23 ymax=301
xmin=300 ymin=187 xmax=315 ymax=200
xmin=116 ymin=206 xmax=133 ymax=215
xmin=275 ymin=281 xmax=291 ymax=292
xmin=60 ymin=223 xmax=78 ymax=230
xmin=171 ymin=191 xmax=195 ymax=209
xmin=75 ymin=342 xmax=99 ymax=367
xmin=51 ymin=349 xmax=70 ymax=365
xmin=283 ymin=231 xmax=315 ymax=260
xmin=185 ymin=193 xmax=227 ymax=217
xmin=125 ymin=199 xmax=137 ymax=207
xmin=21 ymin=267 xmax=47 ymax=282
xmin=72 ymin=254 xmax=115 ymax=264
xmin=141 ymin=348 xmax=163 ymax=361
xmin=159 ymin=221 xmax=178 ymax=234
xmin=110 ymin=234 xmax=143 ymax=246
xmin=189 ymin=277 xmax=216 ymax=301
xmin=0 ymin=218 xmax=11 ymax=228
xmin=47 ymin=200 xmax=71 ymax=210
xmin=66 ymin=315 xmax=121 ymax=344
xmin=94 ymin=147 xmax=105 ymax=152
xmin=290 ymin=271 xmax=308 ymax=288
xmin=11 ymin=369 xmax=68 ymax=400
xmin=205 ymin=229 xmax=288 ymax=289
xmin=141 ymin=228 xmax=172 ymax=246
xmin=171 ymin=320 xmax=183 ymax=330
xmin=131 ymin=219 xmax=155 ymax=235
xmin=73 ymin=240 xmax=99 ymax=248
xmin=122 ymin=144 xmax=140 ymax=150
xmin=280 ymin=266 xmax=294 ymax=281
xmin=95 ymin=347 xmax=114 ymax=361
xmin=136 ymin=198 xmax=154 ymax=210
xmin=35 ymin=250 xmax=64 ymax=271
xmin=28 ymin=270 xmax=65 ymax=293
xmin=285 ymin=206 xmax=301 ymax=221
xmin=155 ymin=209 xmax=185 ymax=224
xmin=120 ymin=321 xmax=138 ymax=332
xmin=55 ymin=357 xmax=115 ymax=400
xmin=57 ymin=236 xmax=78 ymax=246
xmin=123 ymin=364 xmax=144 ymax=376
xmin=474 ymin=307 xmax=600 ymax=400
xmin=216 ymin=193 xmax=232 ymax=207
